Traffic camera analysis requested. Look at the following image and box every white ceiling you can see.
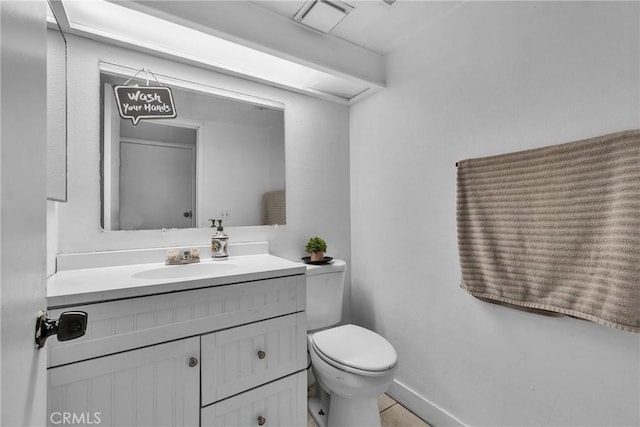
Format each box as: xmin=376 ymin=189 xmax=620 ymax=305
xmin=63 ymin=1 xmax=463 ymax=103
xmin=253 ymin=1 xmax=463 ymax=55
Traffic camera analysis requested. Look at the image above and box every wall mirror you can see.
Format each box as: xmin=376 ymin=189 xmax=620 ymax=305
xmin=100 ymin=65 xmax=286 ymax=231
xmin=47 ymin=0 xmax=68 ymax=202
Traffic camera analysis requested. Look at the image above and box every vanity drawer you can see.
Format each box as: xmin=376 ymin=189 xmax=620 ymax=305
xmin=47 ymin=275 xmax=305 ymax=367
xmin=201 ymin=312 xmax=307 ymax=406
xmin=201 ymin=371 xmax=306 ymax=427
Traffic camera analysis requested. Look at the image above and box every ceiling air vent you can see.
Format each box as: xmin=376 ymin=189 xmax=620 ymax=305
xmin=293 ymin=0 xmax=354 ymax=34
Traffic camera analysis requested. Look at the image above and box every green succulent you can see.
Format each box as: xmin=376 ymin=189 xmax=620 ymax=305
xmin=305 ymin=237 xmax=327 ymax=254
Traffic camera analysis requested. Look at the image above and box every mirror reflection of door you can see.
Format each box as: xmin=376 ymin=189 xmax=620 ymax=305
xmin=119 ymin=138 xmax=196 ymax=230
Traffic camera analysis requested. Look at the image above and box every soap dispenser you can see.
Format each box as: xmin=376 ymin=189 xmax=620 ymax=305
xmin=209 ymin=219 xmax=229 ymax=260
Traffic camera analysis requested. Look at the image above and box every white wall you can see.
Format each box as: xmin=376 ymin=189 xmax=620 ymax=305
xmin=52 ymin=35 xmax=351 ymax=317
xmin=198 ymin=119 xmax=284 ymax=227
xmin=350 ymin=2 xmax=639 ymax=426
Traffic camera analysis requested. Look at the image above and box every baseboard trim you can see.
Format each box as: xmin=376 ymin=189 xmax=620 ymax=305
xmin=387 ymin=379 xmax=467 ymax=427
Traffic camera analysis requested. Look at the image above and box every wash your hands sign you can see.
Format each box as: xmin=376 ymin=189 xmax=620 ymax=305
xmin=114 ymin=85 xmax=177 ymax=125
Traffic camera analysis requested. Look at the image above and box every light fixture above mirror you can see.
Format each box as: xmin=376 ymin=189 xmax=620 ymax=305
xmin=49 ymin=0 xmax=383 ymax=104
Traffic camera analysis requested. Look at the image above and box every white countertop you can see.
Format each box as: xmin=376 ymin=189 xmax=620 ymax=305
xmin=47 ymin=254 xmax=306 ymax=308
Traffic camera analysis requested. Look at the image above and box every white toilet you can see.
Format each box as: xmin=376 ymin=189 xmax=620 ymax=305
xmin=305 ymin=259 xmax=398 ymax=427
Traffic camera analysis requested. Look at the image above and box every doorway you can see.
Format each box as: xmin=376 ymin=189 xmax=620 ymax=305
xmin=119 ymin=137 xmax=196 ymax=230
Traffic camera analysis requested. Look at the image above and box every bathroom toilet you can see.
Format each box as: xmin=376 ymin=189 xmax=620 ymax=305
xmin=305 ymin=259 xmax=398 ymax=427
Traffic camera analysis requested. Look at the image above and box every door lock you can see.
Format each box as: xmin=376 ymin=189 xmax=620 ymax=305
xmin=35 ymin=311 xmax=88 ymax=348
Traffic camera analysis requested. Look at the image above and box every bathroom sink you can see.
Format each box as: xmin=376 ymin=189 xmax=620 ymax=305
xmin=132 ymin=262 xmax=236 ymax=280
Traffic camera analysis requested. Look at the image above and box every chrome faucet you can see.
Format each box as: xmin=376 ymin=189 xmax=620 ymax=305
xmin=166 ymin=248 xmax=201 ymax=265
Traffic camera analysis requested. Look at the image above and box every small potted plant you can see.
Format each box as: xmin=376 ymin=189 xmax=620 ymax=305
xmin=305 ymin=237 xmax=327 ymax=262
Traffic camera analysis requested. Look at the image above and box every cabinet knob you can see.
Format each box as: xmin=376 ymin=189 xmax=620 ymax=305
xmin=257 ymin=415 xmax=266 ymax=426
xmin=188 ymin=357 xmax=198 ymax=368
xmin=257 ymin=350 xmax=266 ymax=360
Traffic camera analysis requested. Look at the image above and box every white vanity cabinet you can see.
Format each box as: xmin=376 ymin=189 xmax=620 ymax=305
xmin=48 ymin=337 xmax=200 ymax=427
xmin=46 ymin=258 xmax=307 ymax=427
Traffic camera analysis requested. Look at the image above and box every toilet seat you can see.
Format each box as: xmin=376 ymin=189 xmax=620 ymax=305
xmin=311 ymin=324 xmax=397 ymax=376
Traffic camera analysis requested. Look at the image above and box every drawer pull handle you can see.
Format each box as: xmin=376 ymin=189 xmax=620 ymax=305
xmin=188 ymin=357 xmax=198 ymax=368
xmin=257 ymin=350 xmax=266 ymax=360
xmin=257 ymin=415 xmax=266 ymax=426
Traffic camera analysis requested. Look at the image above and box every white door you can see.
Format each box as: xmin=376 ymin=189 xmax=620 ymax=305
xmin=119 ymin=139 xmax=196 ymax=230
xmin=48 ymin=338 xmax=200 ymax=427
xmin=0 ymin=2 xmax=48 ymax=426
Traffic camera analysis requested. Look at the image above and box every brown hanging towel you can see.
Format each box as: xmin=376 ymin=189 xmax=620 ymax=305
xmin=456 ymin=130 xmax=640 ymax=333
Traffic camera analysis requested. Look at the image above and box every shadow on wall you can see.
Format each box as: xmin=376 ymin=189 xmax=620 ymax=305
xmin=350 ymin=277 xmax=380 ymax=331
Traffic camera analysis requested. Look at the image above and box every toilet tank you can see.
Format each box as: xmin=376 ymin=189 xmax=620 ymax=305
xmin=305 ymin=259 xmax=346 ymax=331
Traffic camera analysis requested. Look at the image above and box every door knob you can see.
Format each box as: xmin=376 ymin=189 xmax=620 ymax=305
xmin=188 ymin=357 xmax=199 ymax=368
xmin=257 ymin=350 xmax=266 ymax=360
xmin=257 ymin=415 xmax=266 ymax=426
xmin=183 ymin=210 xmax=193 ymax=218
xmin=35 ymin=311 xmax=87 ymax=349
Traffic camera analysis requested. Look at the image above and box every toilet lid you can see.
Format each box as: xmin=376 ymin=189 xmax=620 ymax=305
xmin=312 ymin=324 xmax=397 ymax=372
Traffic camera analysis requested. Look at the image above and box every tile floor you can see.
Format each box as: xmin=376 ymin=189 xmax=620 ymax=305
xmin=307 ymin=392 xmax=431 ymax=427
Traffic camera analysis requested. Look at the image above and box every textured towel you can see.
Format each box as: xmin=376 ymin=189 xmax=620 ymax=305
xmin=262 ymin=189 xmax=286 ymax=225
xmin=457 ymin=130 xmax=640 ymax=332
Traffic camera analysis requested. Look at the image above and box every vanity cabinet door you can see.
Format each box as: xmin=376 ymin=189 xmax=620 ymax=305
xmin=201 ymin=371 xmax=306 ymax=427
xmin=48 ymin=337 xmax=199 ymax=427
xmin=201 ymin=312 xmax=307 ymax=406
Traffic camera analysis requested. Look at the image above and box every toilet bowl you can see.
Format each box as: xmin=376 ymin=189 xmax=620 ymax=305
xmin=305 ymin=260 xmax=398 ymax=427
xmin=308 ymin=324 xmax=398 ymax=427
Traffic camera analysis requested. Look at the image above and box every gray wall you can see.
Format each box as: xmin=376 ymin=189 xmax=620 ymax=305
xmin=350 ymin=2 xmax=640 ymax=425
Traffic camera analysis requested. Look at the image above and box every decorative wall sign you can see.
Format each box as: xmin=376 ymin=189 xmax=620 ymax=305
xmin=112 ymin=67 xmax=177 ymax=125
xmin=114 ymin=85 xmax=176 ymax=125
